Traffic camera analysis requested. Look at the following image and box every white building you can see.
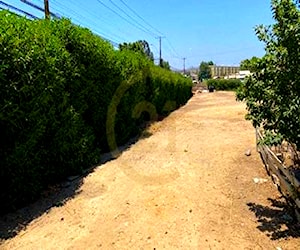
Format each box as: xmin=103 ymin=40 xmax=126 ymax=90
xmin=225 ymin=70 xmax=251 ymax=81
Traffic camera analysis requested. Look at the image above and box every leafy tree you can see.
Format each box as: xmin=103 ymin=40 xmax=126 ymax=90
xmin=237 ymin=0 xmax=300 ymax=148
xmin=119 ymin=40 xmax=154 ymax=61
xmin=198 ymin=61 xmax=214 ymax=80
xmin=240 ymin=56 xmax=260 ymax=72
xmin=161 ymin=59 xmax=171 ymax=70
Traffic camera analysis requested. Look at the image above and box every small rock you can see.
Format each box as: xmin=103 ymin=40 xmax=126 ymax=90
xmin=245 ymin=149 xmax=251 ymax=156
xmin=253 ymin=177 xmax=268 ymax=184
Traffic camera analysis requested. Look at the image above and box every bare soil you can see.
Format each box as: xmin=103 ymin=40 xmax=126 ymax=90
xmin=1 ymin=91 xmax=300 ymax=249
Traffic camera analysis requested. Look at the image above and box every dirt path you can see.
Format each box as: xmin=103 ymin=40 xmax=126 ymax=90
xmin=1 ymin=92 xmax=299 ymax=249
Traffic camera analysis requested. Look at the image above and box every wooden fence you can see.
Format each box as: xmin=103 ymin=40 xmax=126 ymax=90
xmin=256 ymin=128 xmax=300 ymax=221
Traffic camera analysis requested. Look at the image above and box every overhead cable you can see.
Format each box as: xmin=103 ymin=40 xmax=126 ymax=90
xmin=118 ymin=0 xmax=163 ymax=36
xmin=0 ymin=1 xmax=38 ymax=19
xmin=96 ymin=0 xmax=155 ymax=37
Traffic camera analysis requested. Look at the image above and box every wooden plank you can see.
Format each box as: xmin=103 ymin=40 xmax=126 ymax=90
xmin=256 ymin=128 xmax=300 ymax=210
xmin=266 ymin=159 xmax=293 ymax=197
xmin=256 ymin=129 xmax=300 ymax=189
xmin=266 ymin=144 xmax=300 ymax=189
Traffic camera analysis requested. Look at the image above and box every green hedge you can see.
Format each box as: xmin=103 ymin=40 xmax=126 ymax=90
xmin=206 ymin=79 xmax=242 ymax=90
xmin=0 ymin=11 xmax=192 ymax=213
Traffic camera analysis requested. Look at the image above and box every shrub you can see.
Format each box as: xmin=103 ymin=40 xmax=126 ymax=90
xmin=0 ymin=11 xmax=192 ymax=213
xmin=0 ymin=13 xmax=101 ymax=212
xmin=236 ymin=0 xmax=300 ymax=148
xmin=206 ymin=79 xmax=242 ymax=91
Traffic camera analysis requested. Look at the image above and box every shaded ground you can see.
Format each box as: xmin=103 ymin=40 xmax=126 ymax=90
xmin=1 ymin=91 xmax=299 ymax=249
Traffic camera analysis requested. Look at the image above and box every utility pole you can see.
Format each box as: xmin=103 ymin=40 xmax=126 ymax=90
xmin=157 ymin=36 xmax=165 ymax=67
xmin=183 ymin=57 xmax=186 ymax=75
xmin=44 ymin=0 xmax=50 ymax=19
xmin=21 ymin=0 xmax=60 ymax=19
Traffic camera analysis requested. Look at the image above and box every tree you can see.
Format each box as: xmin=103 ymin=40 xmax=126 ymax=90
xmin=240 ymin=56 xmax=260 ymax=72
xmin=198 ymin=61 xmax=214 ymax=80
xmin=161 ymin=59 xmax=171 ymax=70
xmin=237 ymin=0 xmax=300 ymax=148
xmin=119 ymin=40 xmax=154 ymax=61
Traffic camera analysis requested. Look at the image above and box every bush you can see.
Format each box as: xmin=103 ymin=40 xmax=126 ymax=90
xmin=0 ymin=11 xmax=192 ymax=213
xmin=0 ymin=13 xmax=102 ymax=212
xmin=206 ymin=79 xmax=242 ymax=91
xmin=236 ymin=0 xmax=300 ymax=148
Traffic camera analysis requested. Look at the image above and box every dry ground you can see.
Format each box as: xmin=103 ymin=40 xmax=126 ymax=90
xmin=1 ymin=91 xmax=300 ymax=249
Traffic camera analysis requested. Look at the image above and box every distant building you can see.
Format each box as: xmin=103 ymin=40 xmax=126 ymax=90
xmin=190 ymin=71 xmax=199 ymax=82
xmin=209 ymin=65 xmax=240 ymax=78
xmin=238 ymin=70 xmax=251 ymax=81
xmin=225 ymin=70 xmax=251 ymax=81
xmin=185 ymin=67 xmax=199 ymax=82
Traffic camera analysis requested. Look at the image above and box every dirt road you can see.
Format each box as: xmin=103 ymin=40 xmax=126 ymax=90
xmin=1 ymin=91 xmax=299 ymax=249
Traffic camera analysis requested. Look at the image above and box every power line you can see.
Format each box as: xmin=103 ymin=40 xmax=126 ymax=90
xmin=115 ymin=0 xmax=182 ymax=62
xmin=49 ymin=0 xmax=124 ymax=45
xmin=0 ymin=1 xmax=38 ymax=19
xmin=165 ymin=38 xmax=181 ymax=58
xmin=64 ymin=0 xmax=130 ymax=39
xmin=117 ymin=0 xmax=182 ymax=61
xmin=96 ymin=0 xmax=155 ymax=38
xmin=107 ymin=0 xmax=157 ymax=37
xmin=32 ymin=0 xmax=121 ymax=47
xmin=12 ymin=0 xmax=181 ymax=62
xmin=163 ymin=44 xmax=181 ymax=61
xmin=116 ymin=0 xmax=182 ymax=62
xmin=20 ymin=0 xmax=60 ymax=19
xmin=150 ymin=43 xmax=159 ymax=54
xmin=50 ymin=0 xmax=179 ymax=63
xmin=118 ymin=0 xmax=163 ymax=36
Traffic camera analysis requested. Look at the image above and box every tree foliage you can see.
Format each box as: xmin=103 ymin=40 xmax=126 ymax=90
xmin=198 ymin=61 xmax=213 ymax=80
xmin=119 ymin=40 xmax=154 ymax=62
xmin=160 ymin=59 xmax=171 ymax=70
xmin=240 ymin=56 xmax=260 ymax=72
xmin=237 ymin=0 xmax=300 ymax=147
xmin=207 ymin=79 xmax=242 ymax=91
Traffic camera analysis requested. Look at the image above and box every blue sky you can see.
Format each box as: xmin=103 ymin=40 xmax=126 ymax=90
xmin=4 ymin=0 xmax=274 ymax=70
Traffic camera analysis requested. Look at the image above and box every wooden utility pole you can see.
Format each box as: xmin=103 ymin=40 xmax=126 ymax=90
xmin=157 ymin=36 xmax=165 ymax=67
xmin=44 ymin=0 xmax=50 ymax=19
xmin=183 ymin=57 xmax=186 ymax=74
xmin=159 ymin=36 xmax=162 ymax=67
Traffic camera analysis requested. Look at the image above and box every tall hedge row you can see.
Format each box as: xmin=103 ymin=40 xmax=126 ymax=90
xmin=0 ymin=11 xmax=192 ymax=213
xmin=206 ymin=79 xmax=242 ymax=91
